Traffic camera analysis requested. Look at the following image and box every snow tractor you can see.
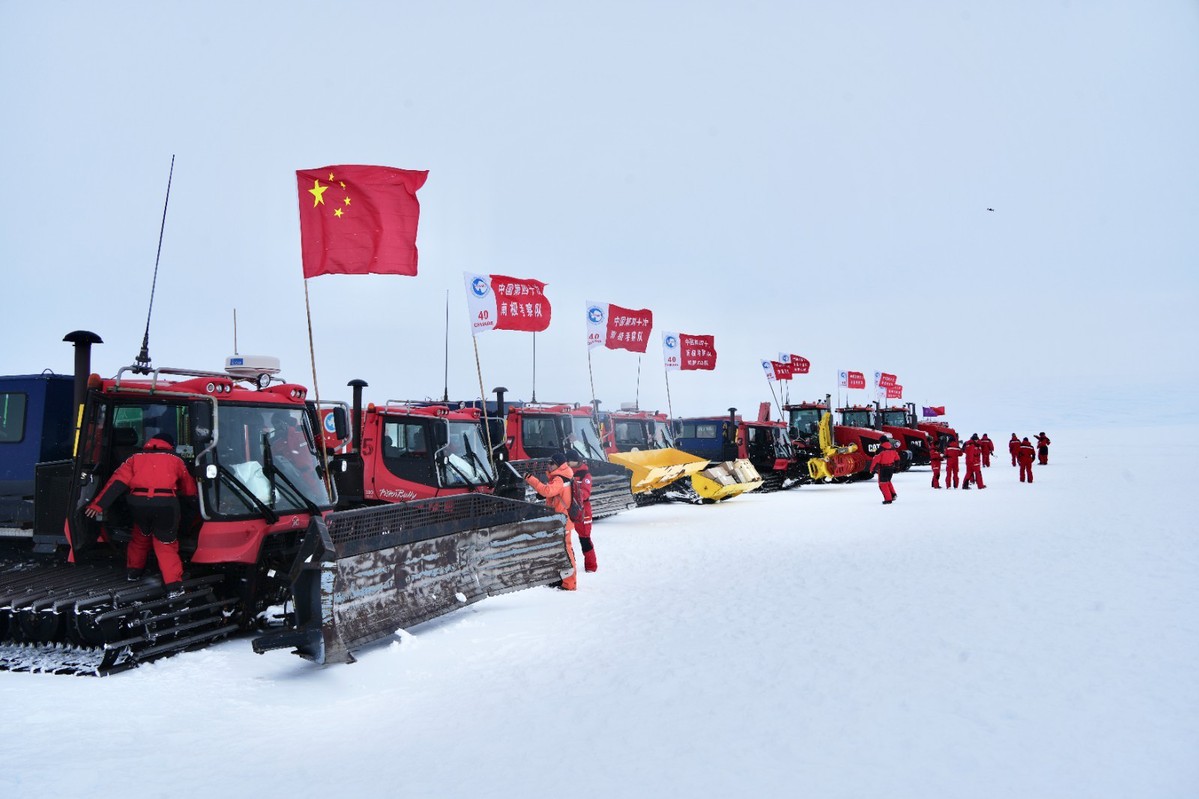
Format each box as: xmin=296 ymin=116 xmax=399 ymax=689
xmin=322 ymin=380 xmax=523 ymax=507
xmin=1 ymin=372 xmax=76 ymax=546
xmin=913 ymin=405 xmax=959 ymax=450
xmin=785 ymin=395 xmax=888 ymax=480
xmin=0 ymin=335 xmax=570 ymax=674
xmin=836 ymin=406 xmax=911 ymax=473
xmin=674 ymin=407 xmax=801 ymax=492
xmin=598 ymin=408 xmax=712 ymax=504
xmin=486 ymin=390 xmax=636 ymax=520
xmin=873 ymin=402 xmax=933 ymax=465
xmin=784 ymin=401 xmax=859 ymax=482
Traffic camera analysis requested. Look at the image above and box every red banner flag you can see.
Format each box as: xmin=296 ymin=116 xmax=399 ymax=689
xmin=587 ymin=301 xmax=653 ymax=353
xmin=840 ymin=370 xmax=866 ymax=389
xmin=771 ymin=360 xmax=793 ymax=380
xmin=782 ymin=353 xmax=810 ymax=374
xmin=886 ymin=384 xmax=903 ymax=399
xmin=664 ymin=332 xmax=717 ymax=371
xmin=464 ymin=272 xmax=551 ymax=335
xmin=877 ymin=372 xmax=897 ymax=388
xmin=297 ymin=165 xmax=428 ymax=279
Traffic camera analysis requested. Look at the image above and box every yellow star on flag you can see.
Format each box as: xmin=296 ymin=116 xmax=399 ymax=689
xmin=334 ymin=208 xmax=344 ymax=218
xmin=308 ymin=180 xmax=329 ymax=207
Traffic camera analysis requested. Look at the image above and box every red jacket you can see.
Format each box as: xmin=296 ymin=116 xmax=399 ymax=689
xmin=944 ymin=443 xmax=962 ymax=465
xmin=1017 ymin=440 xmax=1037 ymax=466
xmin=929 ymin=448 xmax=943 ymax=467
xmin=1036 ymin=434 xmax=1051 ymax=452
xmin=964 ymin=440 xmax=982 ymax=467
xmin=869 ymin=442 xmax=901 ymax=480
xmin=1008 ymin=435 xmax=1020 ymax=456
xmin=571 ymin=461 xmax=593 ymax=535
xmin=526 ymin=463 xmax=575 ymax=527
xmin=90 ymin=437 xmax=197 ymax=512
xmin=980 ymin=435 xmax=995 ymax=457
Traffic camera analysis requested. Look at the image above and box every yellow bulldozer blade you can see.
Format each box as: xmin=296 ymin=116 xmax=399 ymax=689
xmin=607 ymin=448 xmax=710 ymax=494
xmin=691 ymin=459 xmax=763 ymax=502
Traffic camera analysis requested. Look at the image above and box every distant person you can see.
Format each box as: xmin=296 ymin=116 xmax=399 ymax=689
xmin=929 ymin=445 xmax=943 ymax=489
xmin=566 ymin=454 xmax=597 ymax=573
xmin=1036 ymin=432 xmax=1052 ymax=465
xmin=944 ymin=439 xmax=963 ymax=489
xmin=979 ymin=434 xmax=995 ymax=467
xmin=869 ymin=439 xmax=901 ymax=504
xmin=1008 ymin=434 xmax=1020 ymax=467
xmin=84 ymin=434 xmax=196 ymax=597
xmin=524 ymin=451 xmax=578 ymax=590
xmin=962 ymin=434 xmax=986 ymax=490
xmin=1017 ymin=437 xmax=1037 ymax=483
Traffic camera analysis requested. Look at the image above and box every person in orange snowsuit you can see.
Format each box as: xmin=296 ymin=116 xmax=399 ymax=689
xmin=84 ymin=434 xmax=196 ymax=596
xmin=1008 ymin=434 xmax=1020 ymax=466
xmin=962 ymin=434 xmax=986 ymax=490
xmin=566 ymin=454 xmax=597 ymax=573
xmin=1036 ymin=432 xmax=1051 ymax=465
xmin=869 ymin=439 xmax=901 ymax=504
xmin=979 ymin=434 xmax=995 ymax=467
xmin=929 ymin=445 xmax=943 ymax=489
xmin=1017 ymin=437 xmax=1037 ymax=483
xmin=944 ymin=439 xmax=962 ymax=488
xmin=524 ymin=451 xmax=578 ymax=590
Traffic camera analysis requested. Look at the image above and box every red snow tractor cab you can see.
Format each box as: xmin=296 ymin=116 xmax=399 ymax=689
xmin=873 ymin=402 xmax=934 ymax=466
xmin=914 ymin=406 xmax=959 ymax=451
xmin=783 ymin=397 xmax=859 ymax=482
xmin=824 ymin=404 xmax=892 ymax=478
xmin=674 ymin=406 xmax=802 ymax=492
xmin=323 ymin=380 xmax=517 ymax=507
xmin=491 ymin=390 xmax=636 ymax=519
xmin=1 ymin=337 xmax=570 ymax=674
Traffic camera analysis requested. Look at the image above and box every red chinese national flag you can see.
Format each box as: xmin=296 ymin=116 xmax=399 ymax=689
xmin=606 ymin=303 xmax=653 ymax=353
xmin=847 ymin=370 xmax=866 ymax=389
xmin=679 ymin=334 xmax=717 ymax=371
xmin=489 ymin=275 xmax=552 ymax=332
xmin=297 ymin=165 xmax=428 ymax=278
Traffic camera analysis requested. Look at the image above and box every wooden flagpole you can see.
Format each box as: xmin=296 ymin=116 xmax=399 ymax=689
xmin=303 ymin=279 xmax=334 ymax=497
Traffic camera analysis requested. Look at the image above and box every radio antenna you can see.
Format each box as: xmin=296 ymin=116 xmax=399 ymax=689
xmin=133 ymin=154 xmax=175 ymax=374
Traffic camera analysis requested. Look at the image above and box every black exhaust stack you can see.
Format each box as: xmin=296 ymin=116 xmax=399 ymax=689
xmin=348 ymin=379 xmax=368 ymax=455
xmin=63 ymin=330 xmax=103 ymax=415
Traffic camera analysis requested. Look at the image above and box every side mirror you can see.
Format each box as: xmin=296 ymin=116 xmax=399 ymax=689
xmin=331 ymin=407 xmax=349 ymax=441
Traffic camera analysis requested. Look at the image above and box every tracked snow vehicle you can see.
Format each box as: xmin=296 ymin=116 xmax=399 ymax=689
xmin=836 ymin=406 xmax=909 ymax=474
xmin=674 ymin=408 xmax=801 ymax=492
xmin=487 ymin=391 xmax=636 ymax=519
xmin=873 ymin=402 xmax=933 ymax=465
xmin=0 ymin=337 xmax=570 ymax=674
xmin=784 ymin=400 xmax=859 ymax=482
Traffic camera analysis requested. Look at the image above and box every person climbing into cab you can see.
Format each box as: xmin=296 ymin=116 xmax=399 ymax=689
xmin=85 ymin=433 xmax=197 ymax=597
xmin=524 ymin=451 xmax=578 ymax=590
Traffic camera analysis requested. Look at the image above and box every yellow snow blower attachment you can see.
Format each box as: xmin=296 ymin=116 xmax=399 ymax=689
xmin=690 ymin=459 xmax=763 ymax=502
xmin=606 ymin=448 xmax=710 ymax=494
xmin=807 ymin=412 xmax=859 ymax=481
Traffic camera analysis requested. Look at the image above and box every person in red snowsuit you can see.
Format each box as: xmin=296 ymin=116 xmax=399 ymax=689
xmin=525 ymin=452 xmax=577 ymax=590
xmin=962 ymin=434 xmax=986 ymax=489
xmin=929 ymin=446 xmax=943 ymax=489
xmin=869 ymin=439 xmax=901 ymax=504
xmin=1008 ymin=434 xmax=1020 ymax=466
xmin=944 ymin=440 xmax=962 ymax=488
xmin=979 ymin=434 xmax=995 ymax=467
xmin=1017 ymin=437 xmax=1037 ymax=483
xmin=1036 ymin=432 xmax=1051 ymax=465
xmin=567 ymin=454 xmax=597 ymax=573
xmin=84 ymin=434 xmax=196 ymax=595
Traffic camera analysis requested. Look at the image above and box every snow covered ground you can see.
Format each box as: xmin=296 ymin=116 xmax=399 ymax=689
xmin=2 ymin=426 xmax=1196 ymax=799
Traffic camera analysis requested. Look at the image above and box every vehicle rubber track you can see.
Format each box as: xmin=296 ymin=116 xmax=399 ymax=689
xmin=0 ymin=560 xmax=238 ymax=676
xmin=633 ymin=478 xmax=703 ymax=507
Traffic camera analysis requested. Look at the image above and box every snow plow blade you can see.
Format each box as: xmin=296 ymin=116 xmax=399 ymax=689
xmin=252 ymin=494 xmax=571 ymax=666
xmin=607 ymin=448 xmax=710 ymax=494
xmin=690 ymin=459 xmax=763 ymax=502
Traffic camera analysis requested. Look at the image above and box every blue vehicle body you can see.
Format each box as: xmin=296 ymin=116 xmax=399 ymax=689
xmin=0 ymin=374 xmax=76 ymax=531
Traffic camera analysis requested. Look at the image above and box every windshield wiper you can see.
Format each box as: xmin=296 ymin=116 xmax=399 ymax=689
xmin=461 ymin=435 xmax=495 ymax=485
xmin=214 ymin=464 xmax=279 ymax=525
xmin=262 ymin=433 xmax=323 ymax=516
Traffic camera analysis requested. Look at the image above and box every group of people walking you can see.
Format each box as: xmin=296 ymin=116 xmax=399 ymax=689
xmin=872 ymin=430 xmax=1052 ymax=503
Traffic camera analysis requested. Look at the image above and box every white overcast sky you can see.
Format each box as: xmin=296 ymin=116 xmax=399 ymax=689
xmin=2 ymin=1 xmax=1196 ymax=434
